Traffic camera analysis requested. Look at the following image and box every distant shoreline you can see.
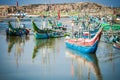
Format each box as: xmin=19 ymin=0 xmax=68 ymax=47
xmin=0 ymin=2 xmax=120 ymax=18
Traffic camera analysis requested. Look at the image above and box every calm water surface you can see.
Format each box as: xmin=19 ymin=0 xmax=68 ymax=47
xmin=0 ymin=18 xmax=120 ymax=80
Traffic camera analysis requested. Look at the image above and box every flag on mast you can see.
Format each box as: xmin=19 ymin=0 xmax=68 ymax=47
xmin=16 ymin=1 xmax=18 ymax=7
xmin=58 ymin=10 xmax=60 ymax=20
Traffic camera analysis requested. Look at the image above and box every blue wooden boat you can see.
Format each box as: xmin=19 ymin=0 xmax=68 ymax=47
xmin=32 ymin=21 xmax=49 ymax=39
xmin=6 ymin=21 xmax=29 ymax=36
xmin=65 ymin=27 xmax=103 ymax=54
xmin=34 ymin=32 xmax=49 ymax=39
xmin=66 ymin=39 xmax=99 ymax=54
xmin=82 ymin=25 xmax=100 ymax=39
xmin=113 ymin=37 xmax=120 ymax=49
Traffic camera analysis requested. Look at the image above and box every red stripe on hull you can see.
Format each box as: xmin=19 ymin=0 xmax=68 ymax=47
xmin=66 ymin=27 xmax=102 ymax=46
xmin=113 ymin=43 xmax=120 ymax=49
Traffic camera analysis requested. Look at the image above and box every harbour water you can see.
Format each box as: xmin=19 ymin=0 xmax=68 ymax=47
xmin=0 ymin=18 xmax=120 ymax=80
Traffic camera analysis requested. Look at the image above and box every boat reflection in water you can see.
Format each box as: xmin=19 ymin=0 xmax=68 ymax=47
xmin=32 ymin=39 xmax=48 ymax=60
xmin=97 ymin=41 xmax=120 ymax=62
xmin=32 ymin=38 xmax=59 ymax=64
xmin=6 ymin=36 xmax=30 ymax=66
xmin=65 ymin=49 xmax=102 ymax=80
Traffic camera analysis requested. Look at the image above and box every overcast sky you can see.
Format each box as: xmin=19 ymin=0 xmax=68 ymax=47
xmin=0 ymin=0 xmax=120 ymax=7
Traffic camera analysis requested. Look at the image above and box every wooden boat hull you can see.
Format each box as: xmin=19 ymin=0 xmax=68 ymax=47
xmin=65 ymin=39 xmax=99 ymax=54
xmin=101 ymin=23 xmax=120 ymax=31
xmin=34 ymin=32 xmax=49 ymax=39
xmin=113 ymin=43 xmax=120 ymax=49
xmin=32 ymin=21 xmax=49 ymax=39
xmin=6 ymin=21 xmax=29 ymax=36
xmin=65 ymin=26 xmax=103 ymax=53
xmin=6 ymin=28 xmax=29 ymax=36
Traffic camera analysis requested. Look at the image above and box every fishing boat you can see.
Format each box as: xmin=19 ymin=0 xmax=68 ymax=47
xmin=101 ymin=34 xmax=114 ymax=43
xmin=34 ymin=32 xmax=49 ymax=39
xmin=65 ymin=27 xmax=103 ymax=53
xmin=102 ymin=15 xmax=120 ymax=30
xmin=66 ymin=27 xmax=102 ymax=46
xmin=66 ymin=38 xmax=99 ymax=53
xmin=101 ymin=20 xmax=120 ymax=43
xmin=6 ymin=21 xmax=29 ymax=36
xmin=47 ymin=18 xmax=64 ymax=38
xmin=113 ymin=42 xmax=120 ymax=49
xmin=114 ymin=14 xmax=120 ymax=24
xmin=82 ymin=24 xmax=101 ymax=38
xmin=113 ymin=36 xmax=120 ymax=49
xmin=102 ymin=23 xmax=120 ymax=31
xmin=32 ymin=21 xmax=49 ymax=39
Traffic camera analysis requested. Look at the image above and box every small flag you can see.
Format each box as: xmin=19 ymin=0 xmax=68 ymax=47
xmin=16 ymin=1 xmax=18 ymax=7
xmin=58 ymin=10 xmax=60 ymax=20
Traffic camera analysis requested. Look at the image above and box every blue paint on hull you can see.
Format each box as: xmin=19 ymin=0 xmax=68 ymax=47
xmin=65 ymin=40 xmax=99 ymax=54
xmin=34 ymin=32 xmax=49 ymax=39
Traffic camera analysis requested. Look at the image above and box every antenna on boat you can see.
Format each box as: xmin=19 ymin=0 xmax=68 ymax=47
xmin=71 ymin=20 xmax=74 ymax=38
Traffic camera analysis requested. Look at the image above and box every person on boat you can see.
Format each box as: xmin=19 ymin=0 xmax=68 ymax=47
xmin=16 ymin=17 xmax=21 ymax=28
xmin=42 ymin=19 xmax=46 ymax=29
xmin=48 ymin=20 xmax=53 ymax=29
